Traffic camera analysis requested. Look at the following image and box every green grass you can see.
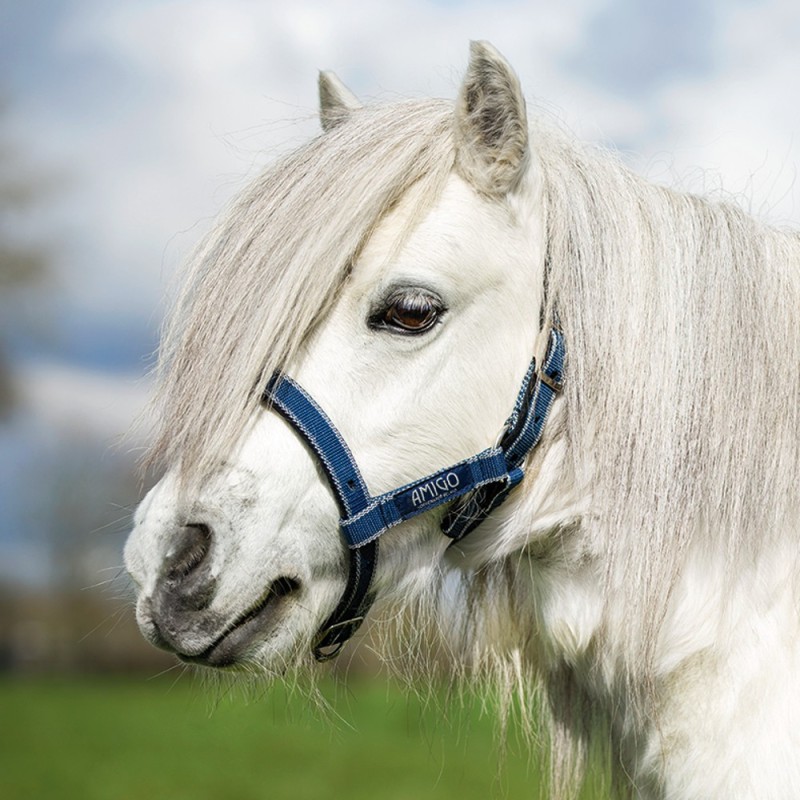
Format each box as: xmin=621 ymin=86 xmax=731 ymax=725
xmin=0 ymin=674 xmax=606 ymax=799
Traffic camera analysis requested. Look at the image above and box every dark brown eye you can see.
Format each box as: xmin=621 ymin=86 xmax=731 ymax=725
xmin=371 ymin=289 xmax=444 ymax=335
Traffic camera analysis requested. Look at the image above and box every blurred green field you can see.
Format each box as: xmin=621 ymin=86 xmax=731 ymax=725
xmin=0 ymin=675 xmax=606 ymax=799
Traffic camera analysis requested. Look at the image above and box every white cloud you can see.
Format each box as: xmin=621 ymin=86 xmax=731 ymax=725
xmin=618 ymin=1 xmax=800 ymax=225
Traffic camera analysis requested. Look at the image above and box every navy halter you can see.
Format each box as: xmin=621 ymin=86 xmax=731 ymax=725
xmin=264 ymin=327 xmax=565 ymax=660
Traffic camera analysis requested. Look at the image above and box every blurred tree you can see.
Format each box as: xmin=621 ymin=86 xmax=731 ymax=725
xmin=0 ymin=100 xmax=50 ymax=416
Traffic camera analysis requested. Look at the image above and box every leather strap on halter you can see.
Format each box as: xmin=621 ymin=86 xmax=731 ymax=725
xmin=264 ymin=327 xmax=565 ymax=660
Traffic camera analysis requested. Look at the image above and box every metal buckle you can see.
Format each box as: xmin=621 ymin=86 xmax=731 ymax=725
xmin=313 ymin=641 xmax=346 ymax=662
xmin=312 ymin=615 xmax=365 ymax=662
xmin=538 ymin=369 xmax=563 ymax=394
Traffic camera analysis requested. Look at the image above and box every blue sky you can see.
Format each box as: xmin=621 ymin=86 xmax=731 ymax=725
xmin=1 ymin=0 xmax=799 ymax=582
xmin=3 ymin=0 xmax=798 ymax=370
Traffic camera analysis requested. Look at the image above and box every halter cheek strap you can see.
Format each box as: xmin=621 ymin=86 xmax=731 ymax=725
xmin=264 ymin=327 xmax=565 ymax=660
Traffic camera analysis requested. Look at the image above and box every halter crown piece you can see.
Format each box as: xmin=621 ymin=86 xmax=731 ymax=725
xmin=264 ymin=327 xmax=565 ymax=660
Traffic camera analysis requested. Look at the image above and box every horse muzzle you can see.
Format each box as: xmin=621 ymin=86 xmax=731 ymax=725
xmin=133 ymin=522 xmax=302 ymax=667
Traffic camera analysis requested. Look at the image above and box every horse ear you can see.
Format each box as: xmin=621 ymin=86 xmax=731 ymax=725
xmin=454 ymin=41 xmax=529 ymax=196
xmin=318 ymin=70 xmax=362 ymax=132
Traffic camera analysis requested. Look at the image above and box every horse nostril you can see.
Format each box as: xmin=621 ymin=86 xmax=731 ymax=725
xmin=159 ymin=523 xmax=216 ymax=613
xmin=165 ymin=523 xmax=212 ymax=583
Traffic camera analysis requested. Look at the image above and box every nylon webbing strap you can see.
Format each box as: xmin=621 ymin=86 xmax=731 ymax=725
xmin=341 ymin=448 xmax=509 ymax=547
xmin=265 ymin=376 xmax=371 ymax=519
xmin=441 ymin=327 xmax=565 ymax=541
xmin=266 ymin=377 xmax=517 ymax=546
xmin=266 ymin=376 xmax=377 ymax=658
xmin=311 ymin=539 xmax=377 ymax=658
xmin=263 ymin=326 xmax=565 ymax=660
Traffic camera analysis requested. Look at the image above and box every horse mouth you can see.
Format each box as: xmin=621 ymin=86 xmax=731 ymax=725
xmin=180 ymin=576 xmax=301 ymax=668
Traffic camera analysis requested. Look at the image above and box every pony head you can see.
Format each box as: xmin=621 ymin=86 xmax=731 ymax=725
xmin=124 ymin=43 xmax=568 ymax=671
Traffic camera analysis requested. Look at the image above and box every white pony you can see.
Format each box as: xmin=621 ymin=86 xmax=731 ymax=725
xmin=125 ymin=42 xmax=800 ymax=799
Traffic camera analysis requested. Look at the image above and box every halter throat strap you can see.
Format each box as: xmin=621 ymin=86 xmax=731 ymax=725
xmin=264 ymin=327 xmax=565 ymax=660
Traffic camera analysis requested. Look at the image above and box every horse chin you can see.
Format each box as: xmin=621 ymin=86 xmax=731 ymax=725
xmin=185 ymin=595 xmax=300 ymax=670
xmin=139 ymin=575 xmax=312 ymax=674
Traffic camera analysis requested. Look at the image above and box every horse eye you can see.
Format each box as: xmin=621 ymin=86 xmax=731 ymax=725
xmin=371 ymin=290 xmax=444 ymax=335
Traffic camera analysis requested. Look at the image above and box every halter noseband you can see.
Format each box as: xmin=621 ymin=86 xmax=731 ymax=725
xmin=263 ymin=327 xmax=565 ymax=660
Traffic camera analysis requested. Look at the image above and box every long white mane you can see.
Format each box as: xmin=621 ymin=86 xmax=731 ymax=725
xmin=149 ymin=101 xmax=455 ymax=482
xmin=540 ymin=128 xmax=800 ymax=673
